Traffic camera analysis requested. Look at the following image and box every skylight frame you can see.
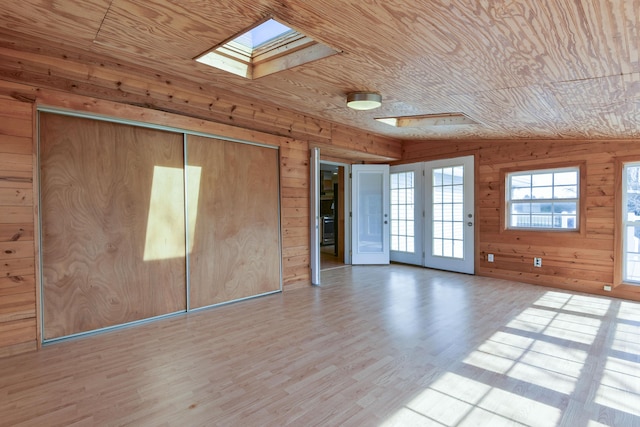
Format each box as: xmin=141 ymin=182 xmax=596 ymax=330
xmin=375 ymin=112 xmax=479 ymax=128
xmin=195 ymin=17 xmax=339 ymax=80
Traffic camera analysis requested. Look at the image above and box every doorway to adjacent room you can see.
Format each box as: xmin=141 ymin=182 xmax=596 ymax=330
xmin=319 ymin=162 xmax=348 ymax=270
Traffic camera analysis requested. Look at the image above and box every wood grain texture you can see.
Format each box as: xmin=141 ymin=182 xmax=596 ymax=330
xmin=40 ymin=113 xmax=186 ymax=339
xmin=0 ymin=264 xmax=639 ymax=425
xmin=187 ymin=135 xmax=281 ymax=308
xmin=0 ymin=223 xmax=34 ymax=243
xmin=6 ymin=83 xmax=311 ymax=295
xmin=402 ymin=138 xmax=640 ymax=302
xmin=0 ymin=43 xmax=400 ymax=161
xmin=0 ymin=318 xmax=36 ymax=347
xmin=0 ymin=97 xmax=36 ymax=356
xmin=278 ymin=140 xmax=311 ymax=288
xmin=0 ymin=1 xmax=639 ymax=140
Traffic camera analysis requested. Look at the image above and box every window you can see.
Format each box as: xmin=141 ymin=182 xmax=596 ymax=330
xmin=390 ymin=171 xmax=415 ymax=253
xmin=506 ymin=167 xmax=579 ymax=230
xmin=622 ymin=163 xmax=640 ymax=284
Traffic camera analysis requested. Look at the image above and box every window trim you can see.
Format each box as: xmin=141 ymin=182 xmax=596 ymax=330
xmin=615 ymin=158 xmax=640 ymax=288
xmin=499 ymin=161 xmax=586 ymax=235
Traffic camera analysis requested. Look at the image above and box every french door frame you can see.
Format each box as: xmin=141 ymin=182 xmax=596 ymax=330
xmin=390 ymin=155 xmax=476 ymax=274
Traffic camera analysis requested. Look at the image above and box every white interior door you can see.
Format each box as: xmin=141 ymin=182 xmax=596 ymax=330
xmin=352 ymin=164 xmax=390 ymax=264
xmin=424 ymin=156 xmax=475 ymax=274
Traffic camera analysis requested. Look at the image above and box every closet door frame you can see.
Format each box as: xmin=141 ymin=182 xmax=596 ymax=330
xmin=38 ymin=107 xmax=282 ymax=343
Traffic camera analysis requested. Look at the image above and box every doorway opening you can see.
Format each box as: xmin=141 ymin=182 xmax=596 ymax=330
xmin=320 ymin=162 xmax=348 ymax=270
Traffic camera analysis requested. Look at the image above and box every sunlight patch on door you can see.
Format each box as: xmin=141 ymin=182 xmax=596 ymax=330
xmin=143 ymin=165 xmax=201 ymax=261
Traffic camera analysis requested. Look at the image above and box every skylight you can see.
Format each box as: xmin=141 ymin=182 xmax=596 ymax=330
xmin=376 ymin=113 xmax=479 ymax=127
xmin=195 ymin=18 xmax=339 ymax=79
xmin=233 ymin=19 xmax=294 ymax=49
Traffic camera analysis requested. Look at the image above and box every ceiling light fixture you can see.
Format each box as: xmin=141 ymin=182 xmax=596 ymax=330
xmin=346 ymin=92 xmax=382 ymax=110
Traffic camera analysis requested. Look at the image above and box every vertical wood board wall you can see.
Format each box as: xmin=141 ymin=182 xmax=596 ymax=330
xmin=0 ymin=98 xmax=37 ymax=357
xmin=402 ymin=139 xmax=640 ymax=301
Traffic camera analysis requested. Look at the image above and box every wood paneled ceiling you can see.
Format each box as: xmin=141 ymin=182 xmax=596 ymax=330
xmin=1 ymin=0 xmax=639 ymax=140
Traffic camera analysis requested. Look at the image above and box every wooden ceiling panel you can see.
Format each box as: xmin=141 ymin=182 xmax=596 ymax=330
xmin=93 ymin=0 xmax=269 ymax=60
xmin=549 ymin=73 xmax=640 ymax=138
xmin=0 ymin=0 xmax=639 ymax=141
xmin=450 ymin=85 xmax=581 ymax=139
xmin=0 ymin=0 xmax=111 ymax=44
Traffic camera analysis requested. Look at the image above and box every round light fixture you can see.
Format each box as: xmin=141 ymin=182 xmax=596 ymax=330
xmin=346 ymin=92 xmax=382 ymax=110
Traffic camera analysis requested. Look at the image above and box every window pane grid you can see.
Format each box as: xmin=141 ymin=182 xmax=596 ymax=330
xmin=390 ymin=171 xmax=415 ymax=253
xmin=623 ymin=164 xmax=640 ymax=284
xmin=432 ymin=166 xmax=464 ymax=259
xmin=507 ymin=168 xmax=579 ymax=230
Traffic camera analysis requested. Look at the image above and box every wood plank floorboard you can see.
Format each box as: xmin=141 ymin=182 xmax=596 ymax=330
xmin=1 ymin=264 xmax=639 ymax=426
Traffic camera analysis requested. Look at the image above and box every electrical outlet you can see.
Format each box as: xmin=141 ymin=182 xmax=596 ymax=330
xmin=603 ymin=285 xmax=612 ymax=292
xmin=488 ymin=253 xmax=494 ymax=262
xmin=534 ymin=257 xmax=542 ymax=267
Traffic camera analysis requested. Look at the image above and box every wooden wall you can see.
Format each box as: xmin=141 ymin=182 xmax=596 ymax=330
xmin=0 ymin=45 xmax=402 ymax=162
xmin=0 ymin=98 xmax=37 ymax=357
xmin=0 ymin=34 xmax=402 ymax=355
xmin=402 ymin=139 xmax=640 ymax=302
xmin=0 ymin=71 xmax=343 ymax=355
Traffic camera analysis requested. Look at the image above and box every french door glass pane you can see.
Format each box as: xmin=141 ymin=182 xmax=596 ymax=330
xmin=390 ymin=171 xmax=415 ymax=253
xmin=432 ymin=166 xmax=464 ymax=259
xmin=357 ymin=172 xmax=383 ymax=253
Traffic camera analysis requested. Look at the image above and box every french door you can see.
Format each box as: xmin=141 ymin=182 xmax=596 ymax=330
xmin=389 ymin=163 xmax=424 ymax=265
xmin=390 ymin=155 xmax=475 ymax=274
xmin=425 ymin=156 xmax=475 ymax=274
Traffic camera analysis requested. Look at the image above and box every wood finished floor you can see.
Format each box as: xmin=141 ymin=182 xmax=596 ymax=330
xmin=320 ymin=246 xmax=345 ymax=271
xmin=1 ymin=264 xmax=639 ymax=426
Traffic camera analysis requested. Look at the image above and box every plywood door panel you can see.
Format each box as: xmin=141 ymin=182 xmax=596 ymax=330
xmin=40 ymin=113 xmax=186 ymax=339
xmin=187 ymin=135 xmax=280 ymax=308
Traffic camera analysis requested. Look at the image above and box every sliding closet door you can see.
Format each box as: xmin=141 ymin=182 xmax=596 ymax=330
xmin=187 ymin=135 xmax=281 ymax=309
xmin=40 ymin=113 xmax=186 ymax=339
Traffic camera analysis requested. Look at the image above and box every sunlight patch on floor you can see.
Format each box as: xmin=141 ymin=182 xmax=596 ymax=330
xmin=533 ymin=292 xmax=611 ymax=317
xmin=506 ymin=307 xmax=600 ymax=346
xmin=618 ymin=301 xmax=640 ymax=323
xmin=595 ymin=346 xmax=640 ymax=416
xmin=463 ymin=331 xmax=586 ymax=394
xmin=381 ymin=371 xmax=561 ymax=427
xmin=379 ymin=290 xmax=633 ymax=427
